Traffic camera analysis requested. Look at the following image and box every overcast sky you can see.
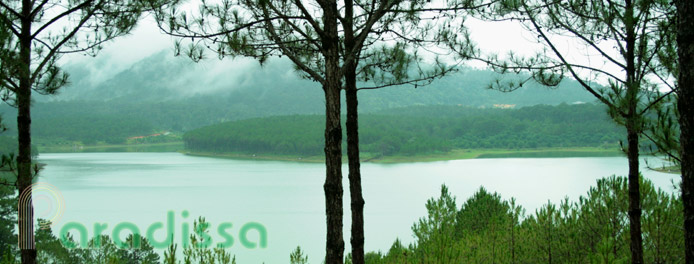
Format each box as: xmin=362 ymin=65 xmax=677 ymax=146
xmin=59 ymin=9 xmax=628 ymax=90
xmin=64 ymin=15 xmax=538 ymax=65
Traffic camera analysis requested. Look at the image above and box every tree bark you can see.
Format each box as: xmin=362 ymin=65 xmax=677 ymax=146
xmin=323 ymin=74 xmax=344 ymax=264
xmin=321 ymin=1 xmax=344 ymax=263
xmin=18 ymin=0 xmax=36 ymax=263
xmin=343 ymin=1 xmax=364 ymax=263
xmin=675 ymin=0 xmax=694 ymax=261
xmin=345 ymin=71 xmax=364 ymax=264
xmin=626 ymin=126 xmax=643 ymax=264
xmin=624 ymin=2 xmax=643 ymax=262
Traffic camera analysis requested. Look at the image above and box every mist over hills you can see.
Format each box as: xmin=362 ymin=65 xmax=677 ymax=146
xmin=0 ymin=49 xmax=602 ymax=144
xmin=50 ymin=49 xmax=597 ymax=109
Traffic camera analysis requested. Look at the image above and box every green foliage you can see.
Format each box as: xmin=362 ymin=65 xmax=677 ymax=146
xmin=0 ymin=136 xmax=16 ymax=157
xmin=367 ymin=176 xmax=684 ymax=263
xmin=289 ymin=246 xmax=308 ymax=264
xmin=410 ymin=185 xmax=462 ymax=262
xmin=0 ymin=62 xmax=600 ymax=141
xmin=0 ymin=61 xmax=603 ymax=148
xmin=30 ymin=216 xmax=243 ymax=264
xmin=184 ymin=115 xmax=324 ymax=156
xmin=162 ymin=217 xmax=236 ymax=264
xmin=184 ymin=103 xmax=624 ymax=156
xmin=0 ymin=185 xmax=15 ymax=259
xmin=35 ymin=219 xmax=79 ymax=264
xmin=32 ymin=115 xmax=155 ymax=145
xmin=455 ymin=187 xmax=511 ymax=263
xmin=34 ymin=219 xmax=160 ymax=264
xmin=0 ymin=127 xmax=17 ymax=261
xmin=0 ymin=135 xmax=37 ymax=159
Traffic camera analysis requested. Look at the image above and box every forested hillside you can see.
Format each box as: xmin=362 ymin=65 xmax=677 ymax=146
xmin=184 ymin=103 xmax=624 ymax=157
xmin=53 ymin=50 xmax=596 ymax=107
xmin=0 ymin=52 xmax=601 ymax=146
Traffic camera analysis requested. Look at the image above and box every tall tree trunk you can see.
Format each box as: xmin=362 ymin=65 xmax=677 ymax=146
xmin=343 ymin=1 xmax=364 ymax=263
xmin=321 ymin=1 xmax=344 ymax=263
xmin=675 ymin=0 xmax=694 ymax=261
xmin=626 ymin=126 xmax=643 ymax=264
xmin=624 ymin=1 xmax=643 ymax=262
xmin=323 ymin=76 xmax=344 ymax=264
xmin=345 ymin=72 xmax=364 ymax=264
xmin=18 ymin=1 xmax=36 ymax=263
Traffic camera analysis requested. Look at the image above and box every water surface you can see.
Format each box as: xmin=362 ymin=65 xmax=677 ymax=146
xmin=36 ymin=153 xmax=679 ymax=263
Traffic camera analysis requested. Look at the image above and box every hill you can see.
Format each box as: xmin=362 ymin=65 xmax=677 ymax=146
xmin=183 ymin=103 xmax=624 ymax=158
xmin=0 ymin=49 xmax=601 ymax=146
xmin=52 ymin=49 xmax=596 ymax=108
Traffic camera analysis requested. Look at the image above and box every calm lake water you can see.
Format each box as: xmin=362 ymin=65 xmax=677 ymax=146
xmin=36 ymin=152 xmax=679 ymax=263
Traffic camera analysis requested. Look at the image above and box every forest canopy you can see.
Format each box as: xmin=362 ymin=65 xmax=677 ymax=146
xmin=184 ymin=103 xmax=625 ymax=157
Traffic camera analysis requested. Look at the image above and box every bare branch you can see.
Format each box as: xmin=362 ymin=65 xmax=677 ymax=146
xmin=292 ymin=0 xmax=326 ymax=38
xmin=31 ymin=5 xmax=98 ymax=84
xmin=523 ymin=2 xmax=621 ymax=114
xmin=357 ymin=64 xmax=456 ymax=90
xmin=259 ymin=3 xmax=325 ymax=84
xmin=31 ymin=0 xmax=95 ymax=39
xmin=546 ymin=7 xmax=627 ymax=70
xmin=642 ymin=131 xmax=681 ymax=164
xmin=30 ymin=0 xmax=51 ymax=19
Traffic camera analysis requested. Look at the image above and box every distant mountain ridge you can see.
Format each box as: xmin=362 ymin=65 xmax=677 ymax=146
xmin=0 ymin=49 xmax=602 ymax=144
xmin=50 ymin=49 xmax=597 ymax=109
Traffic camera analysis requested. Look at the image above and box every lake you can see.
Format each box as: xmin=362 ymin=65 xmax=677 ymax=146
xmin=35 ymin=152 xmax=679 ymax=263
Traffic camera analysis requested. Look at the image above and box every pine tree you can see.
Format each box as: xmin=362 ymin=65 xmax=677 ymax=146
xmin=0 ymin=1 xmax=168 ymax=263
xmin=454 ymin=1 xmax=677 ymax=262
xmin=155 ymin=1 xmax=459 ymax=262
xmin=674 ymin=0 xmax=694 ymax=260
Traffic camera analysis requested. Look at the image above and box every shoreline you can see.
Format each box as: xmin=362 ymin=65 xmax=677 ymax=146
xmin=181 ymin=147 xmax=624 ymax=164
xmin=36 ymin=142 xmax=631 ymax=164
xmin=651 ymin=165 xmax=681 ymax=174
xmin=37 ymin=141 xmax=184 ymax=153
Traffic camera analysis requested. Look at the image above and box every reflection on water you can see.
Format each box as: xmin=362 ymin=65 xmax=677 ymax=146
xmin=37 ymin=152 xmax=679 ymax=263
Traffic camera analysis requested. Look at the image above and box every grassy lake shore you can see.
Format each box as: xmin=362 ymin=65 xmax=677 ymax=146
xmin=38 ymin=141 xmax=184 ymax=153
xmin=36 ymin=142 xmax=625 ymax=163
xmin=182 ymin=147 xmax=623 ymax=163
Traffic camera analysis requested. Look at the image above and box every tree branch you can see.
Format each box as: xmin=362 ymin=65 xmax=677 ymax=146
xmin=259 ymin=3 xmax=325 ymax=85
xmin=357 ymin=64 xmax=455 ymax=90
xmin=546 ymin=6 xmax=627 ymax=71
xmin=292 ymin=0 xmax=326 ymax=39
xmin=642 ymin=131 xmax=681 ymax=164
xmin=31 ymin=0 xmax=95 ymax=39
xmin=640 ymin=89 xmax=675 ymax=116
xmin=31 ymin=4 xmax=97 ymax=84
xmin=0 ymin=12 xmax=22 ymax=38
xmin=0 ymin=2 xmax=22 ymax=20
xmin=30 ymin=0 xmax=50 ymax=19
xmin=1 ymin=77 xmax=19 ymax=93
xmin=264 ymin=1 xmax=320 ymax=48
xmin=523 ymin=2 xmax=621 ymax=114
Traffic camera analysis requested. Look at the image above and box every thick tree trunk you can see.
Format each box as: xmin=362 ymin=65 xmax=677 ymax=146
xmin=323 ymin=79 xmax=344 ymax=264
xmin=626 ymin=126 xmax=643 ymax=264
xmin=18 ymin=1 xmax=36 ymax=263
xmin=321 ymin=1 xmax=344 ymax=263
xmin=676 ymin=0 xmax=694 ymax=261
